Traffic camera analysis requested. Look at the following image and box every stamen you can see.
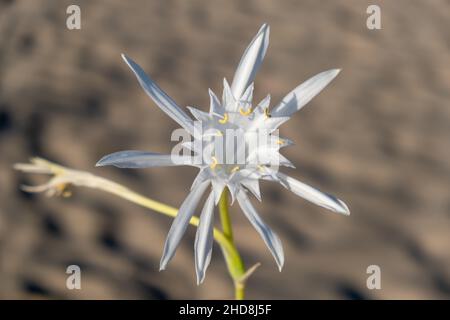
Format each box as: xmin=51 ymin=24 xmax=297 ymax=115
xmin=57 ymin=184 xmax=72 ymax=197
xmin=216 ymin=130 xmax=223 ymax=136
xmin=264 ymin=108 xmax=271 ymax=119
xmin=218 ymin=113 xmax=228 ymax=124
xmin=210 ymin=156 xmax=218 ymax=169
xmin=62 ymin=190 xmax=72 ymax=198
xmin=276 ymin=139 xmax=284 ymax=145
xmin=239 ymin=107 xmax=252 ymax=116
xmin=257 ymin=165 xmax=266 ymax=172
xmin=231 ymin=166 xmax=240 ymax=173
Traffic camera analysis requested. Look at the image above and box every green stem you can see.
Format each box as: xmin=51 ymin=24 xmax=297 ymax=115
xmin=235 ymin=282 xmax=245 ymax=300
xmin=219 ymin=191 xmax=233 ymax=241
xmin=218 ymin=189 xmax=246 ymax=300
xmin=15 ymin=158 xmax=251 ymax=300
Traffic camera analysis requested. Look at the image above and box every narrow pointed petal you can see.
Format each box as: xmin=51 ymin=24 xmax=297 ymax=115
xmin=236 ymin=190 xmax=284 ymax=271
xmin=246 ymin=146 xmax=294 ymax=168
xmin=260 ymin=167 xmax=289 ymax=188
xmin=236 ymin=168 xmax=262 ymax=180
xmin=211 ymin=179 xmax=226 ymax=204
xmin=96 ymin=150 xmax=195 ymax=168
xmin=191 ymin=168 xmax=212 ymax=191
xmin=19 ymin=181 xmax=55 ymax=194
xmin=194 ymin=191 xmax=215 ymax=284
xmin=261 ymin=116 xmax=290 ymax=132
xmin=248 ymin=114 xmax=289 ymax=133
xmin=187 ymin=106 xmax=211 ymax=122
xmin=122 ymin=54 xmax=194 ymax=134
xmin=222 ymin=78 xmax=237 ymax=112
xmin=254 ymin=94 xmax=271 ymax=114
xmin=240 ymin=179 xmax=262 ymax=201
xmin=208 ymin=89 xmax=222 ymax=115
xmin=240 ymin=82 xmax=254 ymax=106
xmin=160 ymin=181 xmax=210 ymax=270
xmin=278 ymin=154 xmax=296 ymax=168
xmin=276 ymin=172 xmax=350 ymax=215
xmin=271 ymin=69 xmax=341 ymax=117
xmin=231 ymin=24 xmax=270 ymax=100
xmin=13 ymin=163 xmax=53 ymax=175
xmin=269 ymin=136 xmax=294 ymax=148
xmin=226 ymin=183 xmax=238 ymax=204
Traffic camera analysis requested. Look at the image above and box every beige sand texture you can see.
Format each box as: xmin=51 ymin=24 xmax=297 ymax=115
xmin=1 ymin=0 xmax=449 ymax=299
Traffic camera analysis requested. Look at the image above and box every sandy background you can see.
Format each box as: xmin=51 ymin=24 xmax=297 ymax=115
xmin=1 ymin=0 xmax=450 ymax=299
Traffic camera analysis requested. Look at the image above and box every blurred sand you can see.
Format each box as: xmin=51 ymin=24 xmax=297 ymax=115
xmin=1 ymin=0 xmax=450 ymax=299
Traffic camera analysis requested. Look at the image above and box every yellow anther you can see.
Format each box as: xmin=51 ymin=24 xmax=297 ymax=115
xmin=257 ymin=165 xmax=266 ymax=172
xmin=210 ymin=156 xmax=218 ymax=169
xmin=231 ymin=166 xmax=240 ymax=173
xmin=264 ymin=108 xmax=271 ymax=119
xmin=216 ymin=130 xmax=223 ymax=136
xmin=276 ymin=139 xmax=285 ymax=145
xmin=57 ymin=184 xmax=71 ymax=197
xmin=239 ymin=107 xmax=252 ymax=116
xmin=218 ymin=113 xmax=228 ymax=124
xmin=62 ymin=190 xmax=72 ymax=198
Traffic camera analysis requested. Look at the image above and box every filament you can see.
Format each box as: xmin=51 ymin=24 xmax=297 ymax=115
xmin=239 ymin=107 xmax=252 ymax=116
xmin=218 ymin=113 xmax=229 ymax=124
xmin=210 ymin=156 xmax=218 ymax=169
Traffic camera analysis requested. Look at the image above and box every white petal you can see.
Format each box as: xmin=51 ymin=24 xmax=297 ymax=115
xmin=276 ymin=172 xmax=350 ymax=215
xmin=226 ymin=183 xmax=238 ymax=205
xmin=278 ymin=154 xmax=296 ymax=168
xmin=240 ymin=82 xmax=254 ymax=107
xmin=187 ymin=106 xmax=211 ymax=122
xmin=194 ymin=191 xmax=215 ymax=284
xmin=211 ymin=179 xmax=226 ymax=204
xmin=260 ymin=116 xmax=290 ymax=132
xmin=122 ymin=54 xmax=194 ymax=134
xmin=240 ymin=179 xmax=262 ymax=201
xmin=208 ymin=89 xmax=222 ymax=115
xmin=236 ymin=168 xmax=262 ymax=180
xmin=271 ymin=69 xmax=341 ymax=117
xmin=254 ymin=94 xmax=271 ymax=114
xmin=246 ymin=147 xmax=294 ymax=168
xmin=160 ymin=180 xmax=210 ymax=270
xmin=236 ymin=190 xmax=284 ymax=270
xmin=191 ymin=168 xmax=212 ymax=190
xmin=260 ymin=167 xmax=289 ymax=188
xmin=231 ymin=24 xmax=270 ymax=100
xmin=268 ymin=136 xmax=294 ymax=149
xmin=247 ymin=114 xmax=289 ymax=133
xmin=96 ymin=150 xmax=195 ymax=168
xmin=222 ymin=78 xmax=237 ymax=112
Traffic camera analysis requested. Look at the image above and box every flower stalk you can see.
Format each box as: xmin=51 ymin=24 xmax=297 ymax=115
xmin=218 ymin=190 xmax=234 ymax=241
xmin=218 ymin=189 xmax=247 ymax=299
xmin=14 ymin=158 xmax=252 ymax=299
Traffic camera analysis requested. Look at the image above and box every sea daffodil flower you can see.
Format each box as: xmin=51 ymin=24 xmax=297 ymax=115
xmin=96 ymin=24 xmax=350 ymax=284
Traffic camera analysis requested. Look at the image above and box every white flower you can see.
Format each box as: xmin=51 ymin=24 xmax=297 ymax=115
xmin=96 ymin=24 xmax=350 ymax=284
